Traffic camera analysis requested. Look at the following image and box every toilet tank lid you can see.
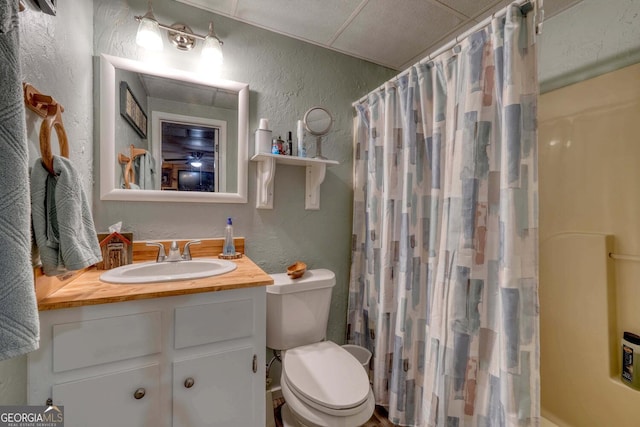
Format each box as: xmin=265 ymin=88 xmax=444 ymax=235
xmin=267 ymin=269 xmax=336 ymax=294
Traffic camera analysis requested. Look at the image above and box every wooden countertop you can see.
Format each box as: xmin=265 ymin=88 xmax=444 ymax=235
xmin=36 ymin=239 xmax=274 ymax=311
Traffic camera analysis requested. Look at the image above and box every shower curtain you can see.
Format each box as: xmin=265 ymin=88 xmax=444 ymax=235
xmin=347 ymin=5 xmax=538 ymax=426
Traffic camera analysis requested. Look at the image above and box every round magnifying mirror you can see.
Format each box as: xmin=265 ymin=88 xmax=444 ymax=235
xmin=303 ymin=107 xmax=333 ymax=136
xmin=303 ymin=107 xmax=333 ymax=159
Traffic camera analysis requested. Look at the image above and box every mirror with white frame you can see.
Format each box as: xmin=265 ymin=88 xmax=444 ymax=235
xmin=99 ymin=54 xmax=248 ymax=203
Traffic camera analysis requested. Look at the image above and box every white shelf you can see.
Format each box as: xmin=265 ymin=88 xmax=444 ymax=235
xmin=251 ymin=153 xmax=339 ymax=210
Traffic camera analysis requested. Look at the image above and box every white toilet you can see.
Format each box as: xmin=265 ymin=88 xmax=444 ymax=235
xmin=267 ymin=269 xmax=375 ymax=427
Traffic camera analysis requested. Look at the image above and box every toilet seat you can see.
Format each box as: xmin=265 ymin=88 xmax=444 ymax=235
xmin=281 ymin=373 xmax=375 ymax=427
xmin=282 ymin=341 xmax=371 ymax=416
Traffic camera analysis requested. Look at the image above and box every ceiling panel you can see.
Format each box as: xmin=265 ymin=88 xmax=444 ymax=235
xmin=175 ymin=0 xmax=236 ymax=17
xmin=332 ymin=0 xmax=463 ymax=68
xmin=235 ymin=0 xmax=364 ymax=45
xmin=432 ymin=0 xmax=501 ymax=19
xmin=173 ymin=0 xmax=584 ymax=70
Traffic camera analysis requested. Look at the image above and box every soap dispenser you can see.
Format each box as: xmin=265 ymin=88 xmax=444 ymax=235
xmin=223 ymin=217 xmax=236 ymax=255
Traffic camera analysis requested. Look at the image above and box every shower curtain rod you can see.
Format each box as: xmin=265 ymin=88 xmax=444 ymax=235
xmin=352 ymin=0 xmax=541 ymax=106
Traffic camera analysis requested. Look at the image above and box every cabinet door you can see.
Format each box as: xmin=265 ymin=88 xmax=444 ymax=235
xmin=173 ymin=346 xmax=258 ymax=426
xmin=53 ymin=364 xmax=160 ymax=427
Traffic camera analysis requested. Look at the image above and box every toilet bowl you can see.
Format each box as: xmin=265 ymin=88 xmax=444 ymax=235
xmin=267 ymin=269 xmax=375 ymax=426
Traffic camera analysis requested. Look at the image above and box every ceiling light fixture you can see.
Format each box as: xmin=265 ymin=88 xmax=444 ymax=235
xmin=135 ymin=1 xmax=163 ymax=51
xmin=135 ymin=1 xmax=223 ymax=65
xmin=189 ymin=152 xmax=204 ymax=168
xmin=201 ymin=22 xmax=224 ymax=68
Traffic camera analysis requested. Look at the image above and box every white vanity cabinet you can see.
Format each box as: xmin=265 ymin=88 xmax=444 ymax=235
xmin=28 ymin=287 xmax=266 ymax=427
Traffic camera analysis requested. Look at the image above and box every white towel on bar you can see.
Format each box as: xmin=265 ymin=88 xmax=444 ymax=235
xmin=0 ymin=0 xmax=40 ymax=360
xmin=135 ymin=152 xmax=156 ymax=189
xmin=31 ymin=155 xmax=102 ymax=276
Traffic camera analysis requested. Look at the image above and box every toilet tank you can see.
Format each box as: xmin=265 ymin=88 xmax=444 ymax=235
xmin=266 ymin=269 xmax=336 ymax=350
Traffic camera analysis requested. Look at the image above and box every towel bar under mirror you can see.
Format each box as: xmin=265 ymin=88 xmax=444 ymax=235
xmin=98 ymin=54 xmax=248 ymax=203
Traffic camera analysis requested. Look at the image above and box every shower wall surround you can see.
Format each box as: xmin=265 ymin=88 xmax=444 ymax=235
xmin=539 ymin=62 xmax=640 ymax=426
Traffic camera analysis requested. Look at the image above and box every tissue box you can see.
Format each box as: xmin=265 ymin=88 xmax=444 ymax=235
xmin=96 ymin=232 xmax=133 ymax=270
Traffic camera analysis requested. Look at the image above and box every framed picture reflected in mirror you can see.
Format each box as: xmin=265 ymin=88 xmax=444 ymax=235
xmin=119 ymin=81 xmax=147 ymax=139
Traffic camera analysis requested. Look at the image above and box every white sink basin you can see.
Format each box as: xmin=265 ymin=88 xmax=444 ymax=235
xmin=100 ymin=259 xmax=237 ymax=284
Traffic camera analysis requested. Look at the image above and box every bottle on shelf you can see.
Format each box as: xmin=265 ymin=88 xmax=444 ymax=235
xmin=273 ymin=136 xmax=285 ymax=155
xmin=287 ymin=131 xmax=293 ymax=156
xmin=255 ymin=118 xmax=272 ymax=155
xmin=297 ymin=120 xmax=306 ymax=157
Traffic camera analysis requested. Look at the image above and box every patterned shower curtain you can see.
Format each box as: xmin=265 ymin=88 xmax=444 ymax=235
xmin=347 ymin=5 xmax=538 ymax=426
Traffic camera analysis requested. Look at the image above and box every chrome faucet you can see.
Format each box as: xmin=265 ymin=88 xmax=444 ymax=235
xmin=146 ymin=240 xmax=201 ymax=263
xmin=182 ymin=240 xmax=201 ymax=261
xmin=165 ymin=241 xmax=183 ymax=262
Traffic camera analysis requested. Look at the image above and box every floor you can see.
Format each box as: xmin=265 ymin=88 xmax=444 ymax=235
xmin=273 ymin=397 xmax=559 ymax=427
xmin=273 ymin=396 xmax=399 ymax=427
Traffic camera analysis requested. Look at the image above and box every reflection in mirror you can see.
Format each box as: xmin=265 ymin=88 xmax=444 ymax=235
xmin=99 ymin=54 xmax=248 ymax=203
xmin=153 ymin=110 xmax=231 ymax=193
xmin=161 ymin=122 xmax=218 ymax=192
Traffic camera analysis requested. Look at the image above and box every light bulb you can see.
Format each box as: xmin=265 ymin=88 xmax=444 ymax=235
xmin=190 ymin=161 xmax=202 ymax=168
xmin=136 ymin=3 xmax=163 ymax=51
xmin=201 ymin=36 xmax=223 ymax=68
xmin=201 ymin=22 xmax=223 ymax=69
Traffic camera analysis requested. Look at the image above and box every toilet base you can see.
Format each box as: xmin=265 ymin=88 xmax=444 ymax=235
xmin=281 ymin=403 xmax=303 ymax=427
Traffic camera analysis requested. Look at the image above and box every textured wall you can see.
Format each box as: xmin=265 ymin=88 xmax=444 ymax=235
xmin=0 ymin=0 xmax=93 ymax=404
xmin=0 ymin=0 xmax=392 ymax=405
xmin=539 ymin=0 xmax=640 ymax=92
xmin=19 ymin=0 xmax=94 ymax=196
xmin=92 ymin=0 xmax=395 ymax=350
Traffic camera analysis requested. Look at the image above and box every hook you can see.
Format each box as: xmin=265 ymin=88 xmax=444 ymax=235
xmin=39 ymin=104 xmax=69 ymax=175
xmin=118 ymin=145 xmax=146 ymax=189
xmin=23 ymin=84 xmax=69 ymax=175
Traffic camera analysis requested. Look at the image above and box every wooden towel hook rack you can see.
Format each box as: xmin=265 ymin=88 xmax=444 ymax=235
xmin=23 ymin=83 xmax=69 ymax=175
xmin=118 ymin=145 xmax=147 ymax=189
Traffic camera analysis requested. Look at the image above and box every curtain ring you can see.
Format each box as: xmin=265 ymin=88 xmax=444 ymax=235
xmin=453 ymin=36 xmax=463 ymax=55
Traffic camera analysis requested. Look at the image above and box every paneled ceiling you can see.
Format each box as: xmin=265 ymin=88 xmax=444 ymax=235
xmin=176 ymin=0 xmax=583 ymax=70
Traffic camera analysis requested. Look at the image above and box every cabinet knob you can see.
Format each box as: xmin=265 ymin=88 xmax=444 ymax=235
xmin=184 ymin=377 xmax=195 ymax=388
xmin=133 ymin=388 xmax=146 ymax=399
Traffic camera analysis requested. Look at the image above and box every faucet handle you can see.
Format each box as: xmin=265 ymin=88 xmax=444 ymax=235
xmin=182 ymin=240 xmax=202 ymax=261
xmin=146 ymin=242 xmax=166 ymax=262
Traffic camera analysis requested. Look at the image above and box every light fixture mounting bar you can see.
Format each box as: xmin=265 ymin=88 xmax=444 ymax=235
xmin=134 ymin=16 xmax=223 ymax=45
